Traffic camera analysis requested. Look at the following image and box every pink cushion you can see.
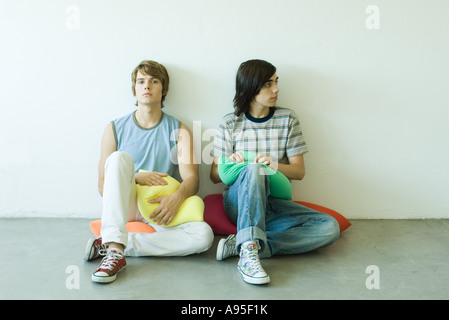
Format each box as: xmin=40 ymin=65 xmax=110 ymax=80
xmin=203 ymin=194 xmax=351 ymax=235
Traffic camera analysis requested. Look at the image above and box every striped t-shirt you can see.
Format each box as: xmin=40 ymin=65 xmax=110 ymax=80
xmin=212 ymin=107 xmax=308 ymax=164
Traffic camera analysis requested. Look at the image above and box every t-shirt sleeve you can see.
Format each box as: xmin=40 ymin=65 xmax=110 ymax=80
xmin=286 ymin=111 xmax=308 ymax=157
xmin=212 ymin=118 xmax=234 ymax=159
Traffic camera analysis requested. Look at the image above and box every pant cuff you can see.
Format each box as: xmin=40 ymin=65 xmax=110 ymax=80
xmin=236 ymin=226 xmax=267 ymax=252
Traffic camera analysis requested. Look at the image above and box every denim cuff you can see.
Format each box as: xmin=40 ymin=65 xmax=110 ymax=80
xmin=236 ymin=226 xmax=271 ymax=257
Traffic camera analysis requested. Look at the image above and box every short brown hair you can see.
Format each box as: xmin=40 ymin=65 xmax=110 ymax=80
xmin=131 ymin=60 xmax=170 ymax=107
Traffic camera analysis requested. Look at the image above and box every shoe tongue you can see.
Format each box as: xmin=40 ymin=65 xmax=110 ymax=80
xmin=244 ymin=242 xmax=257 ymax=250
xmin=109 ymin=248 xmax=124 ymax=256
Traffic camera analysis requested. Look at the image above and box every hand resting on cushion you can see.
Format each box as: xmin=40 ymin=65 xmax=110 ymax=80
xmin=217 ymin=151 xmax=292 ymax=200
xmin=136 ymin=170 xmax=204 ymax=227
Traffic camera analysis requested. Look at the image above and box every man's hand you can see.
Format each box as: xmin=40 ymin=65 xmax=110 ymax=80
xmin=148 ymin=192 xmax=183 ymax=226
xmin=229 ymin=151 xmax=245 ymax=163
xmin=135 ymin=171 xmax=168 ymax=186
xmin=254 ymin=153 xmax=272 ymax=166
xmin=254 ymin=153 xmax=278 ymax=171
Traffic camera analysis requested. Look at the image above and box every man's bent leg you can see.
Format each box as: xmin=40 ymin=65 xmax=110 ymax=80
xmin=101 ymin=151 xmax=137 ymax=248
xmin=124 ymin=221 xmax=214 ymax=257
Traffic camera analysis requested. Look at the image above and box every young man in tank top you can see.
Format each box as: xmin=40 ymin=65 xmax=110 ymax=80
xmin=84 ymin=60 xmax=214 ymax=283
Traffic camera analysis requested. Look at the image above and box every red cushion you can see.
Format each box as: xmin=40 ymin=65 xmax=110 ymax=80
xmin=203 ymin=194 xmax=237 ymax=235
xmin=203 ymin=194 xmax=351 ymax=235
xmin=89 ymin=220 xmax=156 ymax=237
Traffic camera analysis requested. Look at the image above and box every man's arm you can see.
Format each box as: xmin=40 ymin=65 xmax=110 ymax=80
xmin=273 ymin=154 xmax=306 ymax=181
xmin=210 ymin=157 xmax=222 ymax=184
xmin=210 ymin=152 xmax=306 ymax=185
xmin=98 ymin=122 xmax=117 ymax=197
xmin=174 ymin=123 xmax=200 ymax=198
xmin=255 ymin=153 xmax=305 ymax=181
xmin=149 ymin=123 xmax=199 ymax=225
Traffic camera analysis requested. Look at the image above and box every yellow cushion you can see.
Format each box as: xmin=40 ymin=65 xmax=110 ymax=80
xmin=136 ymin=170 xmax=204 ymax=227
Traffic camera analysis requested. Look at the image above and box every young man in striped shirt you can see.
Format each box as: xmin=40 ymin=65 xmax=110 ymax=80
xmin=210 ymin=59 xmax=340 ymax=285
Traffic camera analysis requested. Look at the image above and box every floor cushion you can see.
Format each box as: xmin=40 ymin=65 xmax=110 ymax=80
xmin=293 ymin=201 xmax=352 ymax=233
xmin=203 ymin=194 xmax=237 ymax=235
xmin=203 ymin=194 xmax=351 ymax=235
xmin=89 ymin=220 xmax=156 ymax=237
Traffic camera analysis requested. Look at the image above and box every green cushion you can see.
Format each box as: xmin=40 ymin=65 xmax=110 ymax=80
xmin=217 ymin=151 xmax=292 ymax=200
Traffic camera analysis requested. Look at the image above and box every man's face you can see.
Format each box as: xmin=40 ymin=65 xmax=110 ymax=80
xmin=135 ymin=70 xmax=164 ymax=107
xmin=252 ymin=74 xmax=279 ymax=109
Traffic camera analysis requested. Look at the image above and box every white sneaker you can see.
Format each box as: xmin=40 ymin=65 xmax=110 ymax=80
xmin=216 ymin=234 xmax=238 ymax=260
xmin=237 ymin=241 xmax=270 ymax=285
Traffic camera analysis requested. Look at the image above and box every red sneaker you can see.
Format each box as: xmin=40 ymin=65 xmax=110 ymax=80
xmin=91 ymin=248 xmax=126 ymax=283
xmin=84 ymin=237 xmax=108 ymax=261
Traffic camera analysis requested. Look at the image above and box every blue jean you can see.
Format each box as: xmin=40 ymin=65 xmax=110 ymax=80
xmin=223 ymin=163 xmax=340 ymax=258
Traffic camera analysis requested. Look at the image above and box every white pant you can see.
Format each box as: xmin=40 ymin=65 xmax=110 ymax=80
xmin=101 ymin=151 xmax=214 ymax=257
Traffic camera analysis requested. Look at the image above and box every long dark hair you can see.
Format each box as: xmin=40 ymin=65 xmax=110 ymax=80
xmin=233 ymin=59 xmax=276 ymax=116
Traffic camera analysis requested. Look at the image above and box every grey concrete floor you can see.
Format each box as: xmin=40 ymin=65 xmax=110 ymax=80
xmin=1 ymin=218 xmax=449 ymax=300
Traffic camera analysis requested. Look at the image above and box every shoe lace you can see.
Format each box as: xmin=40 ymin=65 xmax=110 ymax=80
xmin=99 ymin=250 xmax=123 ymax=271
xmin=224 ymin=235 xmax=237 ymax=256
xmin=98 ymin=246 xmax=108 ymax=256
xmin=94 ymin=240 xmax=108 ymax=256
xmin=240 ymin=244 xmax=263 ymax=272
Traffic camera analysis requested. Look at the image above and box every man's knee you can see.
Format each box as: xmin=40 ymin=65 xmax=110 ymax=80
xmin=187 ymin=222 xmax=214 ymax=253
xmin=244 ymin=163 xmax=270 ymax=183
xmin=104 ymin=151 xmax=135 ymax=184
xmin=106 ymin=151 xmax=133 ymax=167
xmin=322 ymin=215 xmax=340 ymax=244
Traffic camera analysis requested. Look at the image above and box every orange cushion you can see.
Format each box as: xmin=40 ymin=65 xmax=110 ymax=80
xmin=203 ymin=194 xmax=351 ymax=235
xmin=293 ymin=201 xmax=351 ymax=233
xmin=89 ymin=219 xmax=156 ymax=237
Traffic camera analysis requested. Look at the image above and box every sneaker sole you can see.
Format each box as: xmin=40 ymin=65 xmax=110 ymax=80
xmin=91 ymin=265 xmax=126 ymax=283
xmin=84 ymin=238 xmax=96 ymax=261
xmin=216 ymin=235 xmax=237 ymax=261
xmin=237 ymin=266 xmax=270 ymax=285
xmin=216 ymin=238 xmax=227 ymax=261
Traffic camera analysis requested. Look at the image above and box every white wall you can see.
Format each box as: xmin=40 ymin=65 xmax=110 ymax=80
xmin=1 ymin=0 xmax=448 ymax=219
